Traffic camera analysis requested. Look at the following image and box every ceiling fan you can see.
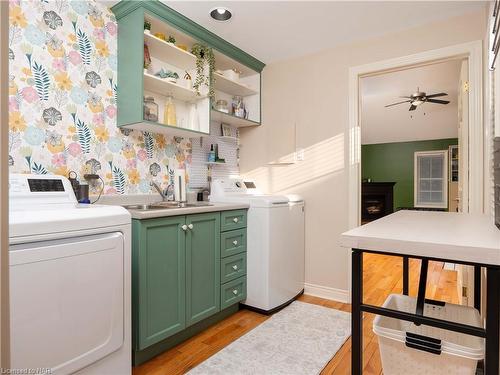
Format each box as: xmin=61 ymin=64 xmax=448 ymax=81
xmin=385 ymin=88 xmax=450 ymax=111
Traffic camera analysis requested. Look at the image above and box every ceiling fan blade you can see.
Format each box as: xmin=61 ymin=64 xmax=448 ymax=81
xmin=385 ymin=100 xmax=411 ymax=107
xmin=426 ymin=99 xmax=450 ymax=104
xmin=426 ymin=92 xmax=448 ymax=98
xmin=409 ymin=105 xmax=417 ymax=111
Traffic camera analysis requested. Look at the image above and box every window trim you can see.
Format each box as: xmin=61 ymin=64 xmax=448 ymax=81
xmin=414 ymin=150 xmax=449 ymax=209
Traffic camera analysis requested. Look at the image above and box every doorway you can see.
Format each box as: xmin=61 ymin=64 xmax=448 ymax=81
xmin=347 ymin=40 xmax=484 ymax=300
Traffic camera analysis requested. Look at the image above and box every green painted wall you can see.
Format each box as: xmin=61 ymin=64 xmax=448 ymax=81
xmin=361 ymin=138 xmax=458 ymax=210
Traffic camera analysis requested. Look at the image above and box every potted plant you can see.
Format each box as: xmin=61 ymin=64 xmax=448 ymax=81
xmin=191 ymin=43 xmax=215 ymax=99
xmin=167 ymin=35 xmax=176 ymax=45
xmin=144 ymin=20 xmax=151 ymax=33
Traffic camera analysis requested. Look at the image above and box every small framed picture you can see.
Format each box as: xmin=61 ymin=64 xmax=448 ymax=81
xmin=221 ymin=123 xmax=232 ymax=137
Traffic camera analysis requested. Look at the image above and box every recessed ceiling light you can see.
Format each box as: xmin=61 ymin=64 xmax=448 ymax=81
xmin=210 ymin=7 xmax=232 ymax=21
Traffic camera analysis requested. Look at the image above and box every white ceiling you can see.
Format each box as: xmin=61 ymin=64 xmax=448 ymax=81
xmin=360 ymin=59 xmax=462 ymax=145
xmin=164 ymin=1 xmax=486 ymax=63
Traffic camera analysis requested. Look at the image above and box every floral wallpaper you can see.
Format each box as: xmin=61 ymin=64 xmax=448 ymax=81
xmin=8 ymin=0 xmax=192 ymax=195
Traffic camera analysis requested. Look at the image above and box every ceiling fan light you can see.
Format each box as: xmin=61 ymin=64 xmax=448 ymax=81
xmin=412 ymin=99 xmax=424 ymax=106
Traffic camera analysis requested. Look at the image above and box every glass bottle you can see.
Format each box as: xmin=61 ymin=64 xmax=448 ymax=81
xmin=163 ymin=95 xmax=177 ymax=126
xmin=143 ymin=96 xmax=158 ymax=122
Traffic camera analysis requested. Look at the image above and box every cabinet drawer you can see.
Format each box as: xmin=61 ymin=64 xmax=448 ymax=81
xmin=220 ymin=210 xmax=247 ymax=232
xmin=220 ymin=229 xmax=246 ymax=258
xmin=221 ymin=277 xmax=247 ymax=310
xmin=221 ymin=253 xmax=246 ymax=284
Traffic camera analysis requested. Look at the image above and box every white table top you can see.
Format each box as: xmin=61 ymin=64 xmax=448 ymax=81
xmin=340 ymin=210 xmax=500 ymax=266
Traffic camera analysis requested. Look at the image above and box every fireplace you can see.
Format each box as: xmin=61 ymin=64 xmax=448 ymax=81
xmin=361 ymin=182 xmax=396 ymax=224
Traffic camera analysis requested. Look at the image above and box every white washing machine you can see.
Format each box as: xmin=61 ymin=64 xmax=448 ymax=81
xmin=210 ymin=178 xmax=305 ymax=313
xmin=9 ymin=174 xmax=132 ymax=375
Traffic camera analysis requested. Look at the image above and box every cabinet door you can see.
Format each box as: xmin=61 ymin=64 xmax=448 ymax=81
xmin=185 ymin=213 xmax=221 ymax=326
xmin=133 ymin=217 xmax=186 ymax=350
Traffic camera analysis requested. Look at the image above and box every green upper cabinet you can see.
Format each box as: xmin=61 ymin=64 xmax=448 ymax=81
xmin=185 ymin=213 xmax=221 ymax=326
xmin=111 ymin=0 xmax=265 ymax=137
xmin=132 ymin=216 xmax=186 ymax=350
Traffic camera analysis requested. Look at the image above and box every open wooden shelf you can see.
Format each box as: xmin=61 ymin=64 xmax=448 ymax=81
xmin=144 ymin=31 xmax=196 ymax=70
xmin=214 ymin=73 xmax=258 ymax=96
xmin=119 ymin=121 xmax=209 ymax=138
xmin=143 ymin=73 xmax=204 ymax=102
xmin=211 ymin=109 xmax=260 ymax=128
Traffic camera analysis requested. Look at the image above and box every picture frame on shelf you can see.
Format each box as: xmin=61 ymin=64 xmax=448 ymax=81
xmin=221 ymin=123 xmax=232 ymax=137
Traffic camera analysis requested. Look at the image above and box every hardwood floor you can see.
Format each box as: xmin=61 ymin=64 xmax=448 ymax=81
xmin=133 ymin=254 xmax=459 ymax=375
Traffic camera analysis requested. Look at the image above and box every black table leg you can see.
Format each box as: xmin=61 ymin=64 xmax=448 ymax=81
xmin=403 ymin=256 xmax=409 ymax=295
xmin=474 ymin=265 xmax=481 ymax=312
xmin=485 ymin=267 xmax=500 ymax=375
xmin=415 ymin=259 xmax=429 ymax=317
xmin=352 ymin=249 xmax=363 ymax=375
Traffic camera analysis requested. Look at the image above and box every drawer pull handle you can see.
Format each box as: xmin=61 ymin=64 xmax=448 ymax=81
xmin=181 ymin=225 xmax=188 ymax=231
xmin=232 ymin=289 xmax=238 ymax=295
xmin=233 ymin=240 xmax=238 ymax=246
xmin=188 ymin=223 xmax=194 ymax=230
xmin=232 ymin=265 xmax=238 ymax=270
xmin=233 ymin=217 xmax=239 ymax=223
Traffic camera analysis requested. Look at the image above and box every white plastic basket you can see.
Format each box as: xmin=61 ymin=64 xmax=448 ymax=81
xmin=373 ymin=294 xmax=484 ymax=375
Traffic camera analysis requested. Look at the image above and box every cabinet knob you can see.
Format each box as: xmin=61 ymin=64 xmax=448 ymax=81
xmin=188 ymin=223 xmax=194 ymax=230
xmin=232 ymin=265 xmax=238 ymax=270
xmin=232 ymin=289 xmax=238 ymax=295
xmin=181 ymin=225 xmax=188 ymax=231
xmin=233 ymin=217 xmax=239 ymax=223
xmin=232 ymin=240 xmax=238 ymax=246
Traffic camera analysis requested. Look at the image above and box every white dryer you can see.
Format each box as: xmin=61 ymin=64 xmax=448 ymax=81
xmin=210 ymin=178 xmax=305 ymax=313
xmin=9 ymin=174 xmax=131 ymax=375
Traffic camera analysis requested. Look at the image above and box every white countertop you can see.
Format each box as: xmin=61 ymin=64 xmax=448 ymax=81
xmin=340 ymin=210 xmax=500 ymax=266
xmin=126 ymin=202 xmax=249 ymax=220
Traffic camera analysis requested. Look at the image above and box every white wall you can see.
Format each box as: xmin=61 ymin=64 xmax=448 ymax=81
xmin=240 ymin=10 xmax=488 ymax=298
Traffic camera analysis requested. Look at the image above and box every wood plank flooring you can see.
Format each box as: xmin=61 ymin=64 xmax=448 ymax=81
xmin=133 ymin=254 xmax=459 ymax=375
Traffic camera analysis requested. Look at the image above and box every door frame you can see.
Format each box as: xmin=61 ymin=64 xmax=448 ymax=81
xmin=0 ymin=0 xmax=10 ymax=369
xmin=347 ymin=40 xmax=483 ymax=298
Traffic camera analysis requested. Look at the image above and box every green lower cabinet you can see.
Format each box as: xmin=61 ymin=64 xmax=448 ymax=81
xmin=185 ymin=213 xmax=221 ymax=326
xmin=132 ymin=209 xmax=248 ymax=363
xmin=133 ymin=216 xmax=186 ymax=351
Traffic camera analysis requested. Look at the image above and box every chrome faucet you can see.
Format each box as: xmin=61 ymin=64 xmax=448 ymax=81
xmin=151 ymin=181 xmax=176 ymax=201
xmin=150 ymin=181 xmax=167 ymax=201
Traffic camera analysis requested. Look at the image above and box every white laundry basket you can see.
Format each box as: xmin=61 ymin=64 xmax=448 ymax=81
xmin=373 ymin=294 xmax=484 ymax=375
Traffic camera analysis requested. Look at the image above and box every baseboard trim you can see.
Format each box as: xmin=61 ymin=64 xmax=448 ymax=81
xmin=304 ymin=283 xmax=350 ymax=303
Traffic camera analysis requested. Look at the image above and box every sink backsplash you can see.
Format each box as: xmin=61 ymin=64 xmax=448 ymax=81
xmin=7 ymin=0 xmax=238 ymax=195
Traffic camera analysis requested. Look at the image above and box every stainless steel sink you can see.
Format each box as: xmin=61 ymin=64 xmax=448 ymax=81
xmin=123 ymin=202 xmax=213 ymax=211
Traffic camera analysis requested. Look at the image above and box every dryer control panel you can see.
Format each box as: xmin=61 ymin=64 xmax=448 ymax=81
xmin=9 ymin=174 xmax=77 ymax=209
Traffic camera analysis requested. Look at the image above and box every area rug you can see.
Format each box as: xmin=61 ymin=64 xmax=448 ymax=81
xmin=188 ymin=301 xmax=351 ymax=375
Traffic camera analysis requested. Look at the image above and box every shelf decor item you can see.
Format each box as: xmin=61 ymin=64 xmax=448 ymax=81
xmin=167 ymin=35 xmax=176 ymax=44
xmin=191 ymin=43 xmax=215 ymax=99
xmin=144 ymin=20 xmax=151 ymax=33
xmin=143 ymin=96 xmax=158 ymax=122
xmin=183 ymin=71 xmax=193 ymax=90
xmin=163 ymin=95 xmax=177 ymax=126
xmin=154 ymin=68 xmax=179 ymax=83
xmin=221 ymin=123 xmax=232 ymax=137
xmin=232 ymin=96 xmax=246 ymax=118
xmin=215 ymin=99 xmax=229 ymax=113
xmin=144 ymin=44 xmax=151 ymax=70
xmin=154 ymin=32 xmax=166 ymax=41
xmin=222 ymin=69 xmax=240 ymax=81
